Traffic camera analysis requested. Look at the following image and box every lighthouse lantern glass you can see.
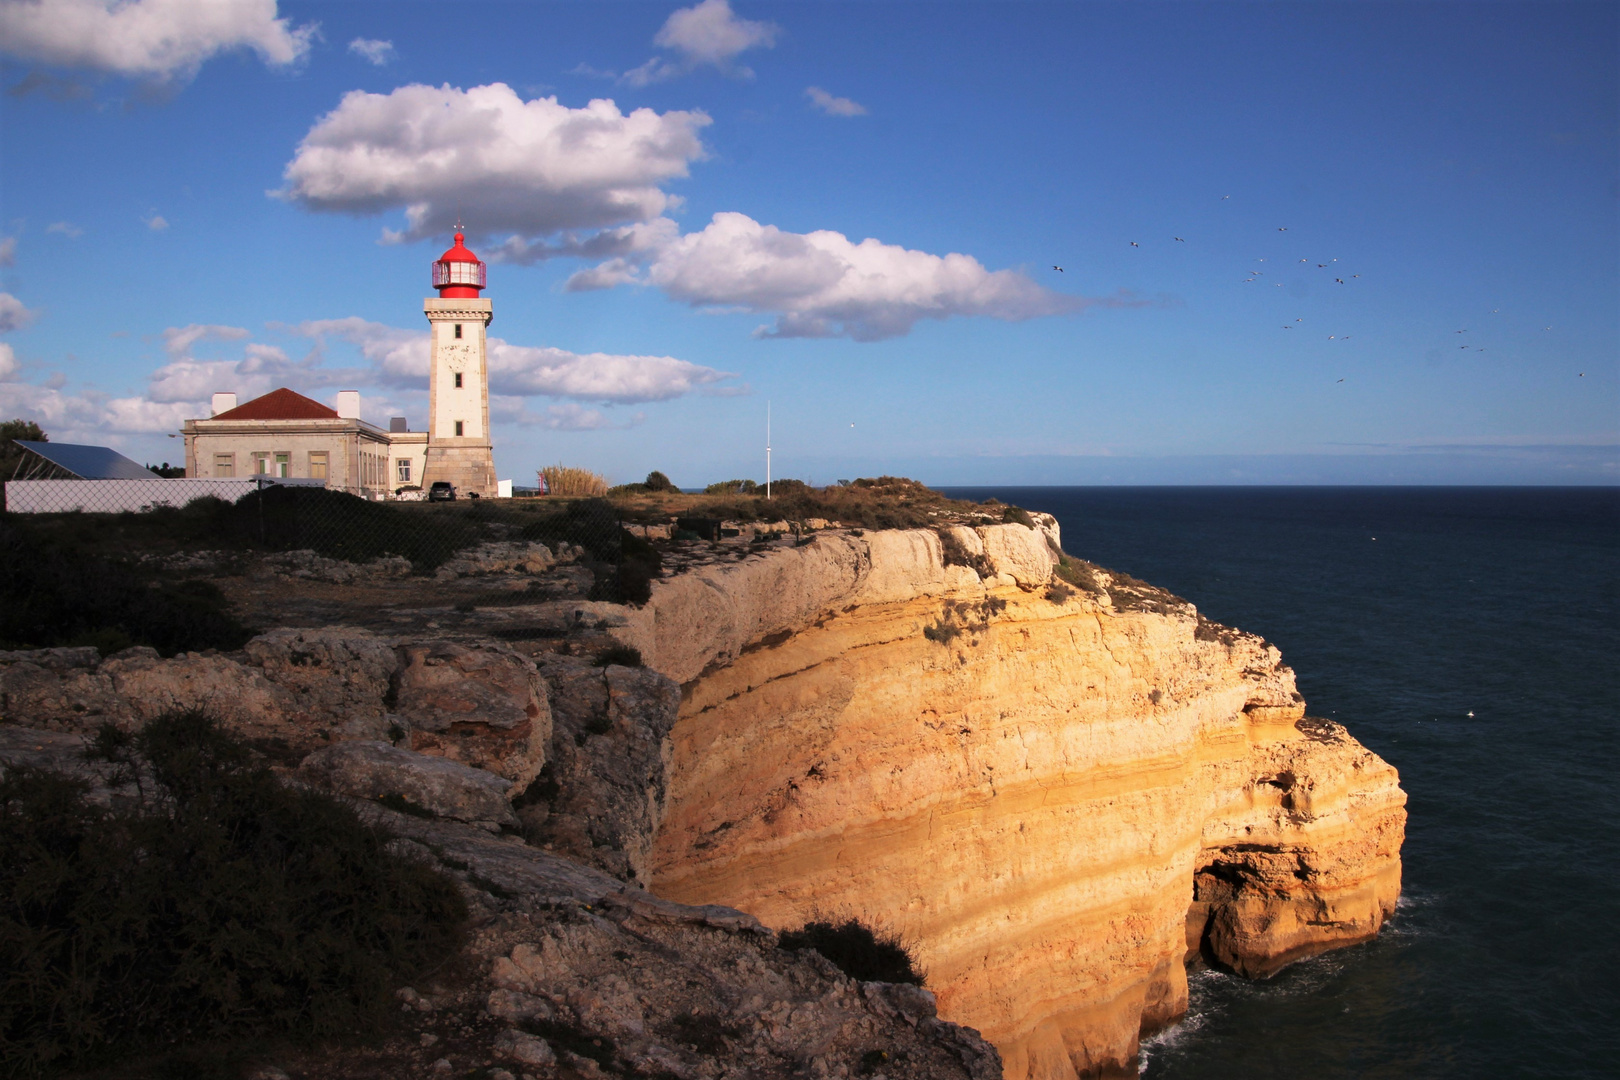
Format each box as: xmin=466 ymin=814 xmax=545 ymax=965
xmin=433 ymin=261 xmax=486 ymax=288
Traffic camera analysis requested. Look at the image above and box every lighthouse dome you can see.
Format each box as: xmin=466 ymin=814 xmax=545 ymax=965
xmin=432 ymin=232 xmax=486 ymax=297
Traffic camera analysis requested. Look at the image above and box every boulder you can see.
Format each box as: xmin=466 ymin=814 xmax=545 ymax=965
xmin=245 ymin=627 xmax=398 ymax=738
xmin=435 ymin=542 xmax=557 ymax=580
xmin=297 ymin=740 xmax=519 ymax=829
xmin=975 ymin=522 xmax=1054 ymax=587
xmin=397 ymin=641 xmax=551 ymax=790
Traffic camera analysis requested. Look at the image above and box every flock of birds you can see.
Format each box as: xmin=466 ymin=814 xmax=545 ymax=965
xmin=1050 ymin=204 xmax=1572 ymax=384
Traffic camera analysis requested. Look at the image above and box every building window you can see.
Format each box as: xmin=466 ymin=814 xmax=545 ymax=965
xmin=396 ymin=459 xmax=411 ymax=484
xmin=454 ymin=372 xmax=463 ymax=388
xmin=454 ymin=420 xmax=464 ymax=437
xmin=309 ymin=451 xmax=328 ymax=480
xmin=252 ymin=453 xmax=269 ymax=475
xmin=213 ymin=453 xmax=234 ymax=477
xmin=274 ymin=452 xmax=290 ymax=478
xmin=454 ymin=323 xmax=462 ymax=339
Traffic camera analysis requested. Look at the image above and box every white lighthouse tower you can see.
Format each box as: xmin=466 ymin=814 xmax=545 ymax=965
xmin=421 ymin=232 xmax=497 ymax=497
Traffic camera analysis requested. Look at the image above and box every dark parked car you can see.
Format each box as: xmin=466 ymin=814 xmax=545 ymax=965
xmin=428 ymin=481 xmax=456 ymax=501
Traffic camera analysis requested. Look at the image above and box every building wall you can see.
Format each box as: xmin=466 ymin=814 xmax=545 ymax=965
xmin=183 ymin=421 xmax=401 ymax=495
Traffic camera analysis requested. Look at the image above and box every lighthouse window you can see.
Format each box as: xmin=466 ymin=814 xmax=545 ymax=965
xmin=453 ymin=324 xmax=462 ymax=339
xmin=454 ymin=373 xmax=463 ymax=388
xmin=455 ymin=421 xmax=464 ymax=437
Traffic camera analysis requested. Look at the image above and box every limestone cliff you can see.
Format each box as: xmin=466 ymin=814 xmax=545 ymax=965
xmin=603 ymin=523 xmax=1404 ymax=1079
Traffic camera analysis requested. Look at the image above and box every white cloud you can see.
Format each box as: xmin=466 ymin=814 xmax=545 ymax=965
xmin=347 ymin=37 xmax=394 ymax=65
xmin=0 ymin=237 xmax=15 ymax=266
xmin=0 ymin=0 xmax=316 ymax=82
xmin=624 ymin=0 xmax=778 ymax=86
xmin=144 ymin=212 xmax=169 ymax=231
xmin=46 ymin=221 xmax=83 ymax=238
xmin=492 ymin=397 xmax=642 ymax=431
xmin=162 ymin=323 xmax=249 ymax=357
xmin=0 ymin=342 xmax=17 ymax=380
xmin=277 ymin=82 xmax=710 ymax=245
xmin=0 ymin=292 xmax=37 ymax=333
xmin=805 ymin=86 xmax=866 ymax=117
xmin=292 ymin=317 xmax=734 ymax=403
xmin=485 ymin=216 xmax=678 ymax=267
xmin=568 ymin=211 xmax=1103 ymax=341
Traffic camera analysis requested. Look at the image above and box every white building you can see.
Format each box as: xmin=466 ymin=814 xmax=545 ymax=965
xmin=182 ymin=388 xmax=427 ymax=496
xmin=182 ymin=232 xmax=498 ymax=497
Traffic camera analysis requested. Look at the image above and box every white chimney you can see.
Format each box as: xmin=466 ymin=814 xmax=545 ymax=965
xmin=210 ymin=391 xmax=236 ymax=416
xmin=336 ymin=390 xmax=361 ymax=420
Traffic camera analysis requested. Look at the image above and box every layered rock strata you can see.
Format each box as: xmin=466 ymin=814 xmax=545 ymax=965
xmin=611 ymin=524 xmax=1404 ymax=1079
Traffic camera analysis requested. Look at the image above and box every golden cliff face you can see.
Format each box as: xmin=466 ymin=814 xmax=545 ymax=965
xmin=611 ymin=525 xmax=1403 ymax=1080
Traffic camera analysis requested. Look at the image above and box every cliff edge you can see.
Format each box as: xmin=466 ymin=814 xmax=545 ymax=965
xmin=600 ymin=521 xmax=1405 ymax=1079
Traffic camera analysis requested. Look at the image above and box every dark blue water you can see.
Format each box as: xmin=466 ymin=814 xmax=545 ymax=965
xmin=940 ymin=487 xmax=1620 ymax=1079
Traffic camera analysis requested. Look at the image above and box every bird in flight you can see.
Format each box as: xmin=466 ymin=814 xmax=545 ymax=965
xmin=1457 ymin=329 xmax=1467 ymax=333
xmin=1174 ymin=237 xmax=1186 ymax=242
xmin=1337 ymin=378 xmax=1346 ymax=383
xmin=1053 ymin=265 xmax=1064 ymax=272
xmin=1336 ymin=278 xmax=1345 ymax=284
xmin=1278 ymin=227 xmax=1288 ymax=231
xmin=1130 ymin=241 xmax=1139 ymax=247
xmin=1579 ymin=372 xmax=1585 ymax=377
xmin=1318 ymin=264 xmax=1328 ymax=268
xmin=1222 ymin=195 xmax=1230 ymax=199
xmin=1329 ymin=335 xmax=1336 ymax=339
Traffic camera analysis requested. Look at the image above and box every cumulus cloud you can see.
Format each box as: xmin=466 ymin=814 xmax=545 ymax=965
xmin=0 ymin=292 xmax=37 ymax=333
xmin=292 ymin=317 xmax=733 ymax=403
xmin=0 ymin=237 xmax=14 ymax=266
xmin=144 ymin=212 xmax=169 ymax=231
xmin=162 ymin=323 xmax=248 ymax=357
xmin=0 ymin=342 xmax=17 ymax=380
xmin=277 ymin=82 xmax=710 ymax=245
xmin=805 ymin=86 xmax=866 ymax=117
xmin=0 ymin=0 xmax=316 ymax=82
xmin=347 ymin=37 xmax=394 ymax=65
xmin=624 ymin=0 xmax=779 ymax=86
xmin=568 ymin=211 xmax=1104 ymax=341
xmin=485 ymin=216 xmax=678 ymax=267
xmin=46 ymin=221 xmax=83 ymax=238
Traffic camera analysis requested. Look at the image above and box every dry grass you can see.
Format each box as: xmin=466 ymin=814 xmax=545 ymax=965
xmin=539 ymin=465 xmax=609 ymax=497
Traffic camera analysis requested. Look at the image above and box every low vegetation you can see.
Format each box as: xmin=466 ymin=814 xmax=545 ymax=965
xmin=0 ymin=711 xmax=468 ymax=1076
xmin=0 ymin=516 xmax=254 ymax=655
xmin=778 ymin=918 xmax=925 ymax=986
xmin=540 ymin=464 xmax=609 ymax=497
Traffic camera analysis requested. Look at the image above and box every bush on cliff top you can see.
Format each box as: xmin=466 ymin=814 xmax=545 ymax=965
xmin=0 ymin=517 xmax=254 ymax=656
xmin=0 ymin=710 xmax=468 ymax=1076
xmin=779 ymin=919 xmax=925 ymax=986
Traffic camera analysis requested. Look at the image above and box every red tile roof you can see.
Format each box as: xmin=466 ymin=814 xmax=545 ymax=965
xmin=212 ymin=388 xmax=339 ymax=421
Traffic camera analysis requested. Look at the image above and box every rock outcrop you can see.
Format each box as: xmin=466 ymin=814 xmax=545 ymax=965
xmin=297 ymin=740 xmax=521 ymax=830
xmin=0 ymin=631 xmax=554 ymax=793
xmin=603 ymin=524 xmax=1406 ymax=1079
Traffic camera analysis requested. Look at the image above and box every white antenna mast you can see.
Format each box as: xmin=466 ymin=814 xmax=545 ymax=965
xmin=766 ymin=400 xmax=772 ymax=500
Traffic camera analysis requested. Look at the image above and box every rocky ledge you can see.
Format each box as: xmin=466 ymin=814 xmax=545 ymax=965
xmin=0 ymin=513 xmax=1403 ymax=1080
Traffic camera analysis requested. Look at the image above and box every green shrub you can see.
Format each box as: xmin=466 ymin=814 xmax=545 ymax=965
xmin=1002 ymin=506 xmax=1036 ymax=529
xmin=703 ymin=479 xmax=758 ymax=495
xmin=0 ymin=518 xmax=254 ymax=656
xmin=778 ymin=919 xmax=924 ymax=986
xmin=0 ymin=711 xmax=467 ymax=1075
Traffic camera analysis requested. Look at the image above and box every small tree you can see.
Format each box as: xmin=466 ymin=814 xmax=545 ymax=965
xmin=643 ymin=470 xmax=676 ymax=492
xmin=0 ymin=419 xmax=46 ymax=481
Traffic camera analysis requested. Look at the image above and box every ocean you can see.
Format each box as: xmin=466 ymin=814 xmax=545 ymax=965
xmin=939 ymin=487 xmax=1620 ymax=1079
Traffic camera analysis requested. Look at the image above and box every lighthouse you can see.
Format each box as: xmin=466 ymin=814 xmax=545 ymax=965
xmin=421 ymin=232 xmax=497 ymax=497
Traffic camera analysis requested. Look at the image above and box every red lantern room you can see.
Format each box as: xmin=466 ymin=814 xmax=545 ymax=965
xmin=432 ymin=232 xmax=486 ymax=298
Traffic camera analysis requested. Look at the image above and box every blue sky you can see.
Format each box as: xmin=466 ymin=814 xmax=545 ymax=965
xmin=1 ymin=0 xmax=1614 ymax=485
